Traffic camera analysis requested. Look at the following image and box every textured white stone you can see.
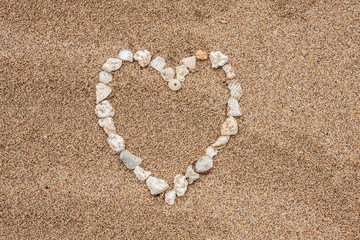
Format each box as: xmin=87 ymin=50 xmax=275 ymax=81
xmin=118 ymin=50 xmax=133 ymax=62
xmin=99 ymin=71 xmax=112 ymax=84
xmin=168 ymin=79 xmax=181 ymax=91
xmin=180 ymin=56 xmax=196 ymax=69
xmin=228 ymin=80 xmax=243 ymax=100
xmin=222 ymin=64 xmax=236 ymax=79
xmin=134 ymin=50 xmax=151 ymax=67
xmin=107 ymin=133 xmax=125 ymax=152
xmin=134 ymin=166 xmax=151 ymax=181
xmin=211 ymin=136 xmax=230 ymax=150
xmin=210 ymin=51 xmax=228 ymax=68
xmin=146 ymin=176 xmax=169 ymax=195
xmin=96 ymin=83 xmax=112 ymax=104
xmin=195 ymin=156 xmax=213 ymax=174
xmin=205 ymin=146 xmax=218 ymax=158
xmin=150 ymin=56 xmax=166 ymax=72
xmin=176 ymin=65 xmax=189 ymax=82
xmin=95 ymin=100 xmax=115 ymax=118
xmin=221 ymin=116 xmax=238 ymax=136
xmin=102 ymin=58 xmax=122 ymax=72
xmin=174 ymin=175 xmax=188 ymax=197
xmin=227 ymin=97 xmax=242 ymax=117
xmin=120 ymin=150 xmax=143 ymax=170
xmin=160 ymin=67 xmax=175 ymax=81
xmin=98 ymin=117 xmax=116 ymax=135
xmin=165 ymin=190 xmax=176 ymax=205
xmin=185 ymin=165 xmax=200 ymax=184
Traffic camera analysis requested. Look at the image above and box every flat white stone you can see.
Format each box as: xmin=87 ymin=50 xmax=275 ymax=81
xmin=118 ymin=50 xmax=133 ymax=62
xmin=174 ymin=175 xmax=188 ymax=197
xmin=146 ymin=176 xmax=169 ymax=195
xmin=160 ymin=67 xmax=175 ymax=81
xmin=165 ymin=190 xmax=176 ymax=205
xmin=227 ymin=97 xmax=242 ymax=117
xmin=120 ymin=150 xmax=142 ymax=170
xmin=99 ymin=71 xmax=112 ymax=84
xmin=150 ymin=56 xmax=166 ymax=72
xmin=107 ymin=133 xmax=125 ymax=152
xmin=195 ymin=156 xmax=213 ymax=174
xmin=98 ymin=117 xmax=116 ymax=135
xmin=95 ymin=100 xmax=115 ymax=118
xmin=180 ymin=56 xmax=196 ymax=69
xmin=102 ymin=58 xmax=122 ymax=72
xmin=221 ymin=116 xmax=238 ymax=136
xmin=205 ymin=146 xmax=218 ymax=158
xmin=134 ymin=166 xmax=151 ymax=181
xmin=185 ymin=165 xmax=200 ymax=184
xmin=210 ymin=51 xmax=228 ymax=68
xmin=96 ymin=83 xmax=112 ymax=104
xmin=134 ymin=50 xmax=151 ymax=67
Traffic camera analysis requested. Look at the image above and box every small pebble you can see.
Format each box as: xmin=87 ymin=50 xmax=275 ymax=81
xmin=146 ymin=176 xmax=169 ymax=195
xmin=185 ymin=166 xmax=200 ymax=184
xmin=210 ymin=51 xmax=228 ymax=68
xmin=195 ymin=156 xmax=213 ymax=174
xmin=99 ymin=71 xmax=112 ymax=84
xmin=221 ymin=116 xmax=238 ymax=136
xmin=168 ymin=79 xmax=181 ymax=91
xmin=227 ymin=97 xmax=242 ymax=117
xmin=211 ymin=136 xmax=230 ymax=150
xmin=174 ymin=175 xmax=188 ymax=197
xmin=134 ymin=50 xmax=151 ymax=67
xmin=107 ymin=133 xmax=125 ymax=152
xmin=98 ymin=117 xmax=116 ymax=135
xmin=118 ymin=50 xmax=133 ymax=62
xmin=120 ymin=150 xmax=143 ymax=170
xmin=165 ymin=190 xmax=176 ymax=205
xmin=102 ymin=58 xmax=122 ymax=72
xmin=205 ymin=146 xmax=218 ymax=158
xmin=134 ymin=166 xmax=151 ymax=181
xmin=195 ymin=50 xmax=208 ymax=60
xmin=95 ymin=100 xmax=115 ymax=118
xmin=180 ymin=56 xmax=196 ymax=70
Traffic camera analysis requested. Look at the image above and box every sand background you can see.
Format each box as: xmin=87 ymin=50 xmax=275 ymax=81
xmin=1 ymin=0 xmax=359 ymax=239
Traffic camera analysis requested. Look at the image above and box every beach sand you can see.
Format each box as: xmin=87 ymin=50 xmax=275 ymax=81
xmin=1 ymin=0 xmax=359 ymax=238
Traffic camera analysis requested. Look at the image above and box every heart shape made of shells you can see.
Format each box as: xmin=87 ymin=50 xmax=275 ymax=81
xmin=95 ymin=49 xmax=243 ymax=205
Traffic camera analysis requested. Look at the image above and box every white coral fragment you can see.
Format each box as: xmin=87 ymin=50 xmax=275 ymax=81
xmin=146 ymin=176 xmax=169 ymax=195
xmin=134 ymin=166 xmax=151 ymax=181
xmin=210 ymin=51 xmax=228 ymax=68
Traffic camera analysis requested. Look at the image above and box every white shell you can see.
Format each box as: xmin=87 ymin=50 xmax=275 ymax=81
xmin=134 ymin=166 xmax=151 ymax=181
xmin=227 ymin=97 xmax=242 ymax=117
xmin=228 ymin=80 xmax=243 ymax=100
xmin=205 ymin=146 xmax=218 ymax=158
xmin=222 ymin=64 xmax=236 ymax=79
xmin=180 ymin=56 xmax=196 ymax=69
xmin=102 ymin=58 xmax=122 ymax=72
xmin=221 ymin=116 xmax=238 ymax=136
xmin=160 ymin=67 xmax=175 ymax=81
xmin=185 ymin=165 xmax=200 ymax=184
xmin=210 ymin=51 xmax=228 ymax=68
xmin=118 ymin=50 xmax=133 ymax=62
xmin=107 ymin=133 xmax=125 ymax=152
xmin=95 ymin=100 xmax=115 ymax=118
xmin=150 ymin=56 xmax=166 ymax=72
xmin=134 ymin=50 xmax=151 ymax=67
xmin=212 ymin=136 xmax=230 ymax=150
xmin=98 ymin=117 xmax=116 ymax=135
xmin=99 ymin=71 xmax=112 ymax=84
xmin=168 ymin=79 xmax=181 ymax=91
xmin=120 ymin=150 xmax=143 ymax=170
xmin=195 ymin=156 xmax=213 ymax=174
xmin=174 ymin=175 xmax=188 ymax=197
xmin=165 ymin=190 xmax=176 ymax=205
xmin=96 ymin=83 xmax=112 ymax=104
xmin=176 ymin=65 xmax=189 ymax=82
xmin=146 ymin=176 xmax=169 ymax=195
